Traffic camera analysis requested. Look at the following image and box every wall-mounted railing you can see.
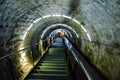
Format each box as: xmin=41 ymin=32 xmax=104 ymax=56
xmin=63 ymin=37 xmax=103 ymax=80
xmin=0 ymin=37 xmax=54 ymax=80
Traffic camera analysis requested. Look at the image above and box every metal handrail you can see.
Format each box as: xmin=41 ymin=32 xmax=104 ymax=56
xmin=0 ymin=38 xmax=49 ymax=60
xmin=63 ymin=37 xmax=102 ymax=80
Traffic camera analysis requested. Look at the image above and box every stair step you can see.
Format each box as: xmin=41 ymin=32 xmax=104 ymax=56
xmin=46 ymin=54 xmax=65 ymax=56
xmin=26 ymin=38 xmax=67 ymax=80
xmin=46 ymin=54 xmax=64 ymax=55
xmin=41 ymin=61 xmax=65 ymax=63
xmin=44 ymin=57 xmax=64 ymax=59
xmin=28 ymin=79 xmax=50 ymax=80
xmin=49 ymin=51 xmax=64 ymax=53
xmin=39 ymin=68 xmax=66 ymax=71
xmin=31 ymin=73 xmax=66 ymax=76
xmin=47 ymin=55 xmax=65 ymax=56
xmin=36 ymin=64 xmax=66 ymax=67
xmin=40 ymin=63 xmax=66 ymax=66
xmin=29 ymin=73 xmax=67 ymax=79
xmin=43 ymin=59 xmax=64 ymax=61
xmin=45 ymin=54 xmax=64 ymax=56
xmin=43 ymin=57 xmax=65 ymax=60
xmin=44 ymin=56 xmax=64 ymax=59
xmin=37 ymin=65 xmax=66 ymax=68
xmin=48 ymin=51 xmax=65 ymax=53
xmin=32 ymin=70 xmax=66 ymax=74
xmin=44 ymin=57 xmax=64 ymax=60
xmin=35 ymin=66 xmax=66 ymax=70
xmin=33 ymin=69 xmax=66 ymax=72
xmin=33 ymin=69 xmax=66 ymax=74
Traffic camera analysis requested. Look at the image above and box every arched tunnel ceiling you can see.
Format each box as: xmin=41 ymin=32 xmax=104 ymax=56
xmin=0 ymin=0 xmax=71 ymax=22
xmin=40 ymin=23 xmax=79 ymax=39
xmin=0 ymin=0 xmax=120 ymax=48
xmin=48 ymin=29 xmax=72 ymax=37
xmin=0 ymin=0 xmax=120 ymax=79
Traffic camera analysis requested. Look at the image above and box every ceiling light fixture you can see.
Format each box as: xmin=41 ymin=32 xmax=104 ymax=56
xmin=87 ymin=33 xmax=92 ymax=41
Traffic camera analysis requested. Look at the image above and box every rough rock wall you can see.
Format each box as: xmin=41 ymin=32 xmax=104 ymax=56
xmin=78 ymin=0 xmax=120 ymax=79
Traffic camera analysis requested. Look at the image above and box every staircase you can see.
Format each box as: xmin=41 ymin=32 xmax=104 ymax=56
xmin=26 ymin=37 xmax=67 ymax=80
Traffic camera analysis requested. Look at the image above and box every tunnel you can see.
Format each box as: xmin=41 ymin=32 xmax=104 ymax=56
xmin=0 ymin=0 xmax=120 ymax=80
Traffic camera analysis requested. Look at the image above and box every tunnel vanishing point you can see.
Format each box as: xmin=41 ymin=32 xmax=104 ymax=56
xmin=0 ymin=0 xmax=120 ymax=80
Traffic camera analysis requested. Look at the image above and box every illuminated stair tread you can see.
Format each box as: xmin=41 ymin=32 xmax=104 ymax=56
xmin=33 ymin=69 xmax=66 ymax=73
xmin=26 ymin=37 xmax=67 ymax=80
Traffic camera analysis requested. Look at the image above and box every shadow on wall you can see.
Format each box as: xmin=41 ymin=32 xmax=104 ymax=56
xmin=67 ymin=35 xmax=120 ymax=80
xmin=81 ymin=40 xmax=120 ymax=80
xmin=0 ymin=37 xmax=51 ymax=80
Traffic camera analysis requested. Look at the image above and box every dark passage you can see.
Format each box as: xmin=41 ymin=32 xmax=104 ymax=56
xmin=26 ymin=37 xmax=67 ymax=80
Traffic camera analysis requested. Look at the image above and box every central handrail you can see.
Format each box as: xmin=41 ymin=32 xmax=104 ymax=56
xmin=0 ymin=38 xmax=48 ymax=60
